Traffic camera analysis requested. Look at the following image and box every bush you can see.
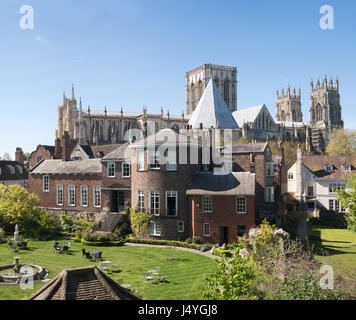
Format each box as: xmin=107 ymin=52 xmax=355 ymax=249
xmin=126 ymin=237 xmax=203 ymax=250
xmin=212 ymin=248 xmax=233 ymax=257
xmin=271 ymin=270 xmax=344 ymax=300
xmin=129 ymin=209 xmax=153 ymax=237
xmin=81 ymin=231 xmax=117 ymax=242
xmin=81 ymin=239 xmax=125 ymax=247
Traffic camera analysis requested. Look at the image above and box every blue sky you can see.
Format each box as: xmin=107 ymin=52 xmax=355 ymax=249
xmin=0 ymin=0 xmax=355 ymax=157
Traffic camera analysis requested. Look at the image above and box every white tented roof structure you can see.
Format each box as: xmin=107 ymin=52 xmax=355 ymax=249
xmin=188 ymin=79 xmax=239 ymax=129
xmin=232 ymin=105 xmax=265 ymax=127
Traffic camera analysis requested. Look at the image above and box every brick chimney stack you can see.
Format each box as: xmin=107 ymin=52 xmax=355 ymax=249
xmin=62 ymin=131 xmax=71 ymax=161
xmin=15 ymin=147 xmax=24 ymax=164
xmin=54 ymin=138 xmax=62 ymax=159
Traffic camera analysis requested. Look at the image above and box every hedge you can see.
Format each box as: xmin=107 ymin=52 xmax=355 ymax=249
xmin=125 ymin=237 xmax=204 ymax=250
xmin=211 ymin=248 xmax=233 ymax=257
xmin=80 ymin=239 xmax=126 ymax=247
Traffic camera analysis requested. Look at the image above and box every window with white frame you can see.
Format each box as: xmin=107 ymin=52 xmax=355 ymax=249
xmin=265 ymin=187 xmax=274 ymax=203
xmin=43 ymin=175 xmax=50 ymax=192
xmin=236 ymin=197 xmax=247 ymax=214
xmin=149 ymin=150 xmax=160 ymax=169
xmin=93 ymin=186 xmax=101 ymax=207
xmin=342 ymin=165 xmax=351 ymax=172
xmin=329 ymin=183 xmax=345 ymax=194
xmin=203 ymin=223 xmax=210 ymax=237
xmin=68 ymin=185 xmax=76 ymax=206
xmin=266 ymin=162 xmax=274 ymax=176
xmin=149 ymin=221 xmax=161 ymax=236
xmin=288 ymin=173 xmax=294 ymax=180
xmin=166 ymin=191 xmax=178 ymax=216
xmin=137 ymin=190 xmax=144 ymax=212
xmin=335 ymin=200 xmax=340 ymax=212
xmin=137 ymin=150 xmax=144 ymax=171
xmin=122 ymin=162 xmax=130 ymax=178
xmin=150 ymin=191 xmax=160 ymax=215
xmin=329 ymin=199 xmax=334 ymax=211
xmin=165 ymin=149 xmax=177 ymax=171
xmin=177 ymin=221 xmax=184 ymax=233
xmin=107 ymin=162 xmax=116 ymax=177
xmin=56 ymin=185 xmax=64 ymax=206
xmin=307 ymin=186 xmax=314 ymax=197
xmin=80 ymin=185 xmax=88 ymax=207
xmin=18 ymin=167 xmax=23 ymax=174
xmin=203 ymin=196 xmax=212 ymax=213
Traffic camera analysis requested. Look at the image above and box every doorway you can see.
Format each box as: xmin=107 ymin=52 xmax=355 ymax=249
xmin=219 ymin=227 xmax=229 ymax=246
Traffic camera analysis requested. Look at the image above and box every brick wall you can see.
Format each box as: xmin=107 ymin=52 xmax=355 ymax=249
xmin=190 ymin=195 xmax=255 ymax=244
xmin=130 ymin=148 xmax=201 ymax=241
xmin=29 ymin=147 xmax=53 ymax=169
xmin=29 ymin=173 xmax=103 ymax=212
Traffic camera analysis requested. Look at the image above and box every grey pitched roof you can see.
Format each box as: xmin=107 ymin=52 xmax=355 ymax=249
xmin=222 ymin=142 xmax=268 ymax=154
xmin=28 ymin=266 xmax=140 ymax=300
xmin=31 ymin=159 xmax=102 ymax=175
xmin=232 ymin=105 xmax=265 ymax=127
xmin=102 ymin=142 xmax=131 ymax=160
xmin=186 ymin=172 xmax=255 ymax=196
xmin=188 ymin=79 xmax=239 ymax=129
xmin=131 ymin=128 xmax=200 ymax=148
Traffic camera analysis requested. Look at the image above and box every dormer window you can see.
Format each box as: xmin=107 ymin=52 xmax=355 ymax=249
xmin=324 ymin=165 xmax=333 ymax=172
xmin=342 ymin=165 xmax=352 ymax=172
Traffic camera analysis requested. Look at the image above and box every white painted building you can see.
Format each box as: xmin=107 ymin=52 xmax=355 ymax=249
xmin=287 ymin=152 xmax=354 ymax=212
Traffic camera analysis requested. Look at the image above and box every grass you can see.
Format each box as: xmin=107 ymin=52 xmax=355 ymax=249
xmin=0 ymin=240 xmax=216 ymax=300
xmin=308 ymin=225 xmax=356 ymax=297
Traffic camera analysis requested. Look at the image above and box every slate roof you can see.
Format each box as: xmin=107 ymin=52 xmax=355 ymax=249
xmin=131 ymin=128 xmax=200 ymax=148
xmin=188 ymin=79 xmax=239 ymax=129
xmin=28 ymin=266 xmax=140 ymax=300
xmin=186 ymin=172 xmax=255 ymax=196
xmin=222 ymin=142 xmax=268 ymax=154
xmin=90 ymin=144 xmax=122 ymax=158
xmin=31 ymin=159 xmax=102 ymax=175
xmin=302 ymin=155 xmax=356 ymax=180
xmin=232 ymin=105 xmax=265 ymax=127
xmin=102 ymin=142 xmax=131 ymax=161
xmin=0 ymin=161 xmax=28 ymax=181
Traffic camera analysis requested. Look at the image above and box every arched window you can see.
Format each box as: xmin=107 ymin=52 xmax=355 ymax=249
xmin=191 ymin=83 xmax=195 ymax=110
xmin=281 ymin=110 xmax=286 ymax=122
xmin=292 ymin=110 xmax=296 ymax=122
xmin=214 ymin=78 xmax=219 ymax=89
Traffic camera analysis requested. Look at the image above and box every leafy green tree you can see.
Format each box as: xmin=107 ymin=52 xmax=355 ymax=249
xmin=326 ymin=128 xmax=356 ymax=156
xmin=268 ymin=141 xmax=305 ymax=168
xmin=201 ymin=250 xmax=257 ymax=300
xmin=0 ymin=184 xmax=57 ymax=238
xmin=337 ymin=174 xmax=356 ymax=232
xmin=237 ymin=136 xmax=249 ymax=144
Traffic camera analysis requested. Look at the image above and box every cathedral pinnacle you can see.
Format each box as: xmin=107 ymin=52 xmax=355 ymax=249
xmin=72 ymin=84 xmax=75 ymax=100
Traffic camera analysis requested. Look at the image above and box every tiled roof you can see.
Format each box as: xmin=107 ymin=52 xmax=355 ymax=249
xmin=222 ymin=142 xmax=267 ymax=154
xmin=31 ymin=159 xmax=102 ymax=175
xmin=302 ymin=154 xmax=356 ymax=180
xmin=0 ymin=161 xmax=28 ymax=181
xmin=186 ymin=172 xmax=255 ymax=196
xmin=90 ymin=144 xmax=122 ymax=158
xmin=188 ymin=79 xmax=239 ymax=129
xmin=102 ymin=142 xmax=131 ymax=160
xmin=28 ymin=266 xmax=140 ymax=300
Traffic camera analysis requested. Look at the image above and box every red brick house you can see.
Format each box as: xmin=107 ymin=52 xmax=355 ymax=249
xmin=187 ymin=172 xmax=256 ymax=244
xmin=223 ymin=142 xmax=286 ymax=224
xmin=101 ymin=142 xmax=132 ymax=213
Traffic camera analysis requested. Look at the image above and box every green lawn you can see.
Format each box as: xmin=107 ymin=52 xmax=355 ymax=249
xmin=308 ymin=225 xmax=356 ymax=297
xmin=0 ymin=240 xmax=216 ymax=300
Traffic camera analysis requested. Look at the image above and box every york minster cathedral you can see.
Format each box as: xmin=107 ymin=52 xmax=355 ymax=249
xmin=56 ymin=63 xmax=343 ymax=154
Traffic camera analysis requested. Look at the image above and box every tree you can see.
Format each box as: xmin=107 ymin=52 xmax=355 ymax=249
xmin=326 ymin=128 xmax=356 ymax=156
xmin=337 ymin=174 xmax=356 ymax=232
xmin=237 ymin=136 xmax=249 ymax=144
xmin=0 ymin=184 xmax=57 ymax=238
xmin=1 ymin=153 xmax=12 ymax=160
xmin=201 ymin=250 xmax=257 ymax=300
xmin=268 ymin=141 xmax=306 ymax=168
